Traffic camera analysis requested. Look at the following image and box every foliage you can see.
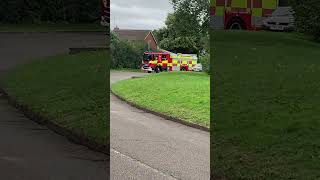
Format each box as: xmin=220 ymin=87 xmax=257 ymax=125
xmin=159 ymin=36 xmax=198 ymax=54
xmin=0 ymin=0 xmax=100 ymax=23
xmin=200 ymin=32 xmax=210 ymax=73
xmin=110 ymin=32 xmax=146 ymax=69
xmin=290 ymin=0 xmax=320 ymax=41
xmin=199 ymin=53 xmax=210 ymax=73
xmin=153 ymin=0 xmax=210 ymax=55
xmin=2 ymin=51 xmax=109 ymax=145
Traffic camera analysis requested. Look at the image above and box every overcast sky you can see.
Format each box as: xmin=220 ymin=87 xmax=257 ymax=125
xmin=110 ymin=0 xmax=173 ymax=30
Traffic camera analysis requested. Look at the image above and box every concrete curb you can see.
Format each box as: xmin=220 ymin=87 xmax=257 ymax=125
xmin=111 ymin=90 xmax=210 ymax=132
xmin=0 ymin=88 xmax=109 ymax=155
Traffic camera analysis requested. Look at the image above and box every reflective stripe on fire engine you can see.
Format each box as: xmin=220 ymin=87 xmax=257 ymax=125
xmin=262 ymin=0 xmax=277 ymax=9
xmin=215 ymin=6 xmax=224 ymax=16
xmin=231 ymin=0 xmax=247 ymax=8
xmin=168 ymin=63 xmax=173 ymax=67
xmin=149 ymin=60 xmax=157 ymax=65
xmin=252 ymin=8 xmax=263 ymax=17
xmin=162 ymin=60 xmax=168 ymax=64
xmin=226 ymin=7 xmax=231 ymax=13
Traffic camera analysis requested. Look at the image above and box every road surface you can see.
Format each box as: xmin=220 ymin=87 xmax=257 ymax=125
xmin=110 ymin=72 xmax=210 ymax=180
xmin=0 ymin=32 xmax=108 ymax=180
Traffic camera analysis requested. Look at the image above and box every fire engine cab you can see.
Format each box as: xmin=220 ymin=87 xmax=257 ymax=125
xmin=141 ymin=52 xmax=198 ymax=73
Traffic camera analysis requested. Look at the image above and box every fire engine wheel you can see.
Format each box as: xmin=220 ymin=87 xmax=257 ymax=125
xmin=227 ymin=18 xmax=246 ymax=30
xmin=155 ymin=66 xmax=160 ymax=73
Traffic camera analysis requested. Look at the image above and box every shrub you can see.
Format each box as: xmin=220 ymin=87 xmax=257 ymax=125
xmin=199 ymin=53 xmax=210 ymax=74
xmin=110 ymin=32 xmax=146 ymax=69
xmin=290 ymin=0 xmax=320 ymax=41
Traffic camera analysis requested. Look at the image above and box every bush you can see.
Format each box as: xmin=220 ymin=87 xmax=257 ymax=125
xmin=290 ymin=0 xmax=320 ymax=41
xmin=111 ymin=32 xmax=146 ymax=69
xmin=199 ymin=53 xmax=210 ymax=74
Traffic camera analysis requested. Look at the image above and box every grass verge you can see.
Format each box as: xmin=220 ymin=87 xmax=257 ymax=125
xmin=211 ymin=30 xmax=320 ymax=179
xmin=110 ymin=68 xmax=142 ymax=72
xmin=1 ymin=51 xmax=109 ymax=146
xmin=0 ymin=23 xmax=105 ymax=32
xmin=112 ymin=72 xmax=210 ymax=127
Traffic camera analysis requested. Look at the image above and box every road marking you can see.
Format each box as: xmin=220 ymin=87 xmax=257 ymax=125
xmin=111 ymin=148 xmax=179 ymax=180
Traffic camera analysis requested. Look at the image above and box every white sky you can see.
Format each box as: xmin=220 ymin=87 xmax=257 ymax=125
xmin=110 ymin=0 xmax=173 ymax=30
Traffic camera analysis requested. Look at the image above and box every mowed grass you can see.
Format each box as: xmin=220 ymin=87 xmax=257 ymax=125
xmin=112 ymin=72 xmax=210 ymax=127
xmin=0 ymin=23 xmax=105 ymax=32
xmin=1 ymin=51 xmax=109 ymax=145
xmin=211 ymin=30 xmax=320 ymax=179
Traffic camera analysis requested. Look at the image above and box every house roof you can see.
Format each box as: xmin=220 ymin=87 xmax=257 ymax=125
xmin=113 ymin=28 xmax=157 ymax=45
xmin=144 ymin=31 xmax=158 ymax=45
xmin=113 ymin=28 xmax=151 ymax=41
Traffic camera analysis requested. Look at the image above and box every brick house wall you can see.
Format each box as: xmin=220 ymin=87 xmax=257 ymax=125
xmin=144 ymin=32 xmax=158 ymax=51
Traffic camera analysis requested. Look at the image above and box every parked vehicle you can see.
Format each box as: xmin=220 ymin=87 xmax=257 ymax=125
xmin=192 ymin=64 xmax=203 ymax=72
xmin=141 ymin=52 xmax=198 ymax=73
xmin=210 ymin=0 xmax=293 ymax=31
xmin=262 ymin=6 xmax=295 ymax=31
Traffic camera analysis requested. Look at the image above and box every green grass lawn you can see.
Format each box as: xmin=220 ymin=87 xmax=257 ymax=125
xmin=1 ymin=51 xmax=109 ymax=145
xmin=211 ymin=30 xmax=320 ymax=179
xmin=112 ymin=72 xmax=210 ymax=127
xmin=0 ymin=23 xmax=106 ymax=32
xmin=110 ymin=68 xmax=142 ymax=72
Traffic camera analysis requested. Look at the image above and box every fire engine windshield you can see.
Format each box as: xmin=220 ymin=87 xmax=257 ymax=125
xmin=143 ymin=54 xmax=152 ymax=61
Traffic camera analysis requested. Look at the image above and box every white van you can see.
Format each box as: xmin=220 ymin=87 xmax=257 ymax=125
xmin=262 ymin=7 xmax=295 ymax=31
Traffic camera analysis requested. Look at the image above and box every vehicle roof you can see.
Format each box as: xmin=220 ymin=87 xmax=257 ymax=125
xmin=144 ymin=52 xmax=170 ymax=55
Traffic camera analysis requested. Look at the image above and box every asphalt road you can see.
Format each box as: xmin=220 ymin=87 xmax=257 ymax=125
xmin=0 ymin=32 xmax=108 ymax=180
xmin=110 ymin=72 xmax=210 ymax=180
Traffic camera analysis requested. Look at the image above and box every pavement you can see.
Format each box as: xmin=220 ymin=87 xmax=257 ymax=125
xmin=0 ymin=32 xmax=109 ymax=180
xmin=110 ymin=71 xmax=210 ymax=180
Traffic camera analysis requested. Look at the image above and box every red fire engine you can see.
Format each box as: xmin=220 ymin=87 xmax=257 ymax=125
xmin=141 ymin=52 xmax=197 ymax=73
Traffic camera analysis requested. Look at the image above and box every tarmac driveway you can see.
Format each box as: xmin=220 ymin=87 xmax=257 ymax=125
xmin=110 ymin=71 xmax=210 ymax=180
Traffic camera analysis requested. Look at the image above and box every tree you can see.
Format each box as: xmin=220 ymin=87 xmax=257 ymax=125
xmin=290 ymin=0 xmax=320 ymax=41
xmin=110 ymin=32 xmax=145 ymax=69
xmin=154 ymin=0 xmax=210 ymax=55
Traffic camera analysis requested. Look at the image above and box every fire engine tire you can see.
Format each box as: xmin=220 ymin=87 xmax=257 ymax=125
xmin=155 ymin=67 xmax=160 ymax=73
xmin=227 ymin=18 xmax=246 ymax=30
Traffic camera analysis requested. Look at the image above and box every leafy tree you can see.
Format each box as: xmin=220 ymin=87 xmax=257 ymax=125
xmin=154 ymin=0 xmax=210 ymax=55
xmin=290 ymin=0 xmax=320 ymax=41
xmin=110 ymin=32 xmax=146 ymax=69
